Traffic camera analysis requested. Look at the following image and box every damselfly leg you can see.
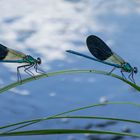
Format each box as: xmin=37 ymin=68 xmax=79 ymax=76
xmin=121 ymin=70 xmax=127 ymax=80
xmin=108 ymin=67 xmax=116 ymax=75
xmin=24 ymin=64 xmax=36 ymax=78
xmin=128 ymin=72 xmax=135 ymax=84
xmin=17 ymin=64 xmax=36 ymax=83
xmin=17 ymin=66 xmax=22 ymax=83
xmin=34 ymin=64 xmax=48 ymax=76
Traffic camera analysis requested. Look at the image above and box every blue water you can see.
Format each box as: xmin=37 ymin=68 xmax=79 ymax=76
xmin=0 ymin=0 xmax=140 ymax=140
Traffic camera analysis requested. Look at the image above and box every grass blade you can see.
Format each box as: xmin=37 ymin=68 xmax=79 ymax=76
xmin=0 ymin=129 xmax=140 ymax=137
xmin=1 ymin=101 xmax=140 ymax=131
xmin=0 ymin=69 xmax=140 ymax=93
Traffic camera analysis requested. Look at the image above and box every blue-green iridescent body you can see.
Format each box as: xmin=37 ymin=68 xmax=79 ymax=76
xmin=66 ymin=50 xmax=135 ymax=73
xmin=66 ymin=35 xmax=138 ymax=83
xmin=0 ymin=55 xmax=38 ymax=64
xmin=122 ymin=63 xmax=133 ymax=73
xmin=0 ymin=43 xmax=42 ymax=82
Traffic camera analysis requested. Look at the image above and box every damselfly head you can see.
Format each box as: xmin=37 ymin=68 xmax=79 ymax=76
xmin=37 ymin=57 xmax=41 ymax=65
xmin=133 ymin=67 xmax=138 ymax=74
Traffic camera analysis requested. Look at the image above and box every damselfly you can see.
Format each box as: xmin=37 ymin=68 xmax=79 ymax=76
xmin=0 ymin=44 xmax=45 ymax=82
xmin=66 ymin=35 xmax=138 ymax=83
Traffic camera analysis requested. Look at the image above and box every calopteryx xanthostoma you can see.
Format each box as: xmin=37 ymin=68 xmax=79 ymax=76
xmin=66 ymin=35 xmax=138 ymax=83
xmin=0 ymin=44 xmax=45 ymax=82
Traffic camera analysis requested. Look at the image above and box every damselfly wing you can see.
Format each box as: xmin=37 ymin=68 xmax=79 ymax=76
xmin=0 ymin=44 xmax=26 ymax=62
xmin=66 ymin=35 xmax=138 ymax=83
xmin=86 ymin=35 xmax=125 ymax=66
xmin=86 ymin=35 xmax=137 ymax=80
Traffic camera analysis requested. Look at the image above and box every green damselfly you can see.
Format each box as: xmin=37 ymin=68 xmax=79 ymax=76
xmin=0 ymin=44 xmax=46 ymax=82
xmin=66 ymin=35 xmax=138 ymax=83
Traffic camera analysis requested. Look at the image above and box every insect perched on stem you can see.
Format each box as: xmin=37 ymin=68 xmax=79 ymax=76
xmin=66 ymin=35 xmax=138 ymax=83
xmin=0 ymin=44 xmax=46 ymax=83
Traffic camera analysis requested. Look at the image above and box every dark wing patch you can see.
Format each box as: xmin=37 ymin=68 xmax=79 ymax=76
xmin=0 ymin=44 xmax=8 ymax=60
xmin=86 ymin=35 xmax=113 ymax=60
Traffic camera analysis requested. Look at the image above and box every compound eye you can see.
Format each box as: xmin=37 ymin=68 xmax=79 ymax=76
xmin=37 ymin=57 xmax=41 ymax=64
xmin=134 ymin=67 xmax=138 ymax=74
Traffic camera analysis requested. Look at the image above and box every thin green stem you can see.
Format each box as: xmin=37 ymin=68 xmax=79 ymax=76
xmin=1 ymin=102 xmax=140 ymax=132
xmin=0 ymin=69 xmax=140 ymax=93
xmin=0 ymin=129 xmax=140 ymax=137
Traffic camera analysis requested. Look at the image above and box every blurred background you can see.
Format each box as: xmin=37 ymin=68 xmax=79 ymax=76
xmin=0 ymin=0 xmax=140 ymax=140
